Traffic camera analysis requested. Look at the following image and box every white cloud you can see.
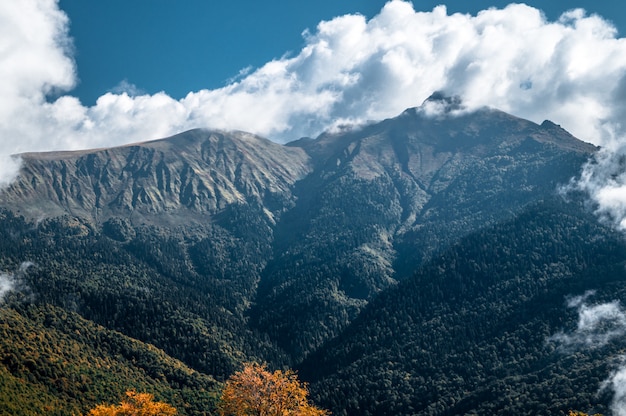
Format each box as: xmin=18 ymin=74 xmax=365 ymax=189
xmin=0 ymin=273 xmax=14 ymax=303
xmin=602 ymin=362 xmax=626 ymax=416
xmin=0 ymin=155 xmax=22 ymax=189
xmin=0 ymin=262 xmax=33 ymax=304
xmin=551 ymin=293 xmax=626 ymax=415
xmin=550 ymin=294 xmax=626 ymax=349
xmin=568 ymin=145 xmax=626 ymax=231
xmin=3 ymin=1 xmax=626 ymax=191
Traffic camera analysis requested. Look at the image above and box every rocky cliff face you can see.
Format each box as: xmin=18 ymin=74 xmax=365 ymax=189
xmin=2 ymin=129 xmax=311 ymax=225
xmin=298 ymin=106 xmax=594 ymax=230
xmin=1 ymin=106 xmax=594 ymax=229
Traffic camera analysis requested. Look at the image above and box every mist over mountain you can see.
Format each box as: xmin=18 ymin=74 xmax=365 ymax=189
xmin=0 ymin=101 xmax=622 ymax=415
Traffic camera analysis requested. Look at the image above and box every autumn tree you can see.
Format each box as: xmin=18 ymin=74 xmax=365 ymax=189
xmin=87 ymin=390 xmax=177 ymax=416
xmin=218 ymin=362 xmax=329 ymax=416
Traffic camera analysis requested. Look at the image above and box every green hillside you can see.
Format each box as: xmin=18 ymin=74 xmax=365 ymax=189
xmin=0 ymin=302 xmax=218 ymax=415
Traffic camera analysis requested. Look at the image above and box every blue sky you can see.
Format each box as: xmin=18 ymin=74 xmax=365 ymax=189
xmin=58 ymin=0 xmax=625 ymax=106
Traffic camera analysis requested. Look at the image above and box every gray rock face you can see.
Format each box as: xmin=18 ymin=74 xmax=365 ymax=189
xmin=2 ymin=129 xmax=311 ymax=225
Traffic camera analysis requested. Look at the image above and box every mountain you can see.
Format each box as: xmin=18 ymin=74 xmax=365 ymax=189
xmin=253 ymin=105 xmax=596 ymax=360
xmin=4 ymin=129 xmax=311 ymax=224
xmin=0 ymin=100 xmax=616 ymax=415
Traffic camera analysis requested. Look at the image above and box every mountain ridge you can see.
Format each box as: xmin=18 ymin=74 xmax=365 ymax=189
xmin=4 ymin=129 xmax=311 ymax=225
xmin=3 ymin=105 xmax=595 ymax=226
xmin=0 ymin=105 xmax=597 ymax=354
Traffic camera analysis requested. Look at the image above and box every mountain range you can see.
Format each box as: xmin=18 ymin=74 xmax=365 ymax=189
xmin=0 ymin=96 xmax=622 ymax=415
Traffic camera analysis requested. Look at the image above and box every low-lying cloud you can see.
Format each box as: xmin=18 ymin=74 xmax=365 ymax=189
xmin=550 ymin=291 xmax=626 ymax=349
xmin=3 ymin=1 xmax=626 ymax=219
xmin=569 ymin=147 xmax=626 ymax=231
xmin=0 ymin=273 xmax=14 ymax=302
xmin=0 ymin=262 xmax=34 ymax=304
xmin=550 ymin=291 xmax=626 ymax=415
xmin=602 ymin=364 xmax=626 ymax=416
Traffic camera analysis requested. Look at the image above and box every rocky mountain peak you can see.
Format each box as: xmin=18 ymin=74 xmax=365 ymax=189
xmin=2 ymin=129 xmax=311 ymax=225
xmin=420 ymin=90 xmax=464 ymax=113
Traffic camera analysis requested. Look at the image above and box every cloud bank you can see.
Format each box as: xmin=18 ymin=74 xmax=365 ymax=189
xmin=4 ymin=1 xmax=626 ymax=147
xmin=4 ymin=0 xmax=626 ymax=217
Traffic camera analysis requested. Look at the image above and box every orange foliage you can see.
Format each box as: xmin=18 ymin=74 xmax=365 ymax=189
xmin=218 ymin=362 xmax=329 ymax=416
xmin=87 ymin=390 xmax=177 ymax=416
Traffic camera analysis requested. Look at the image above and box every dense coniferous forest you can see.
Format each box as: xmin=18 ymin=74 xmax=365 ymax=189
xmin=0 ymin=102 xmax=621 ymax=414
xmin=302 ymin=200 xmax=626 ymax=415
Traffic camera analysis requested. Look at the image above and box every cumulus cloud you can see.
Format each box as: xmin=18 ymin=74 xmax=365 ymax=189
xmin=3 ymin=1 xmax=626 ymax=190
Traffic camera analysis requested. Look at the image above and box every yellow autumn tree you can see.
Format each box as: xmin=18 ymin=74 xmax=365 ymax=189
xmin=87 ymin=390 xmax=177 ymax=416
xmin=218 ymin=362 xmax=329 ymax=416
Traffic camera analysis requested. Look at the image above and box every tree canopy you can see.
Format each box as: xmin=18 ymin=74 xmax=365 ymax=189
xmin=218 ymin=363 xmax=329 ymax=416
xmin=87 ymin=390 xmax=177 ymax=416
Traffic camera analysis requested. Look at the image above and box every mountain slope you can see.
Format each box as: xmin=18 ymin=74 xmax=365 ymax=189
xmin=252 ymin=105 xmax=597 ymax=360
xmin=301 ymin=200 xmax=626 ymax=415
xmin=3 ymin=129 xmax=311 ymax=224
xmin=0 ymin=129 xmax=311 ymax=383
xmin=0 ymin=208 xmax=288 ymax=381
xmin=0 ymin=302 xmax=218 ymax=415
